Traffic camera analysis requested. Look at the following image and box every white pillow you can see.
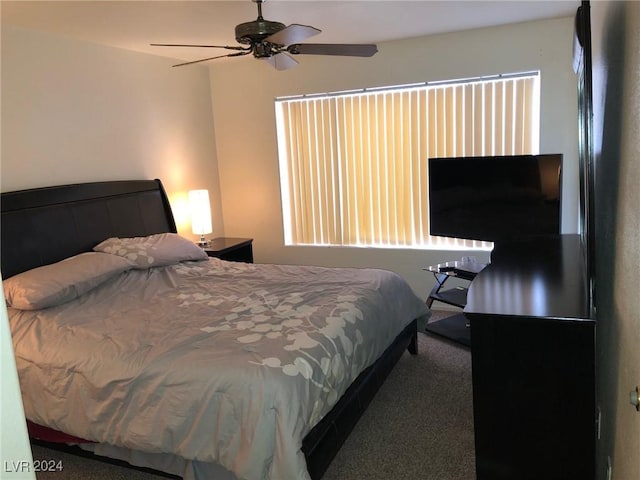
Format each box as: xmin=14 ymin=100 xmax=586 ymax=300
xmin=93 ymin=232 xmax=208 ymax=268
xmin=4 ymin=252 xmax=133 ymax=310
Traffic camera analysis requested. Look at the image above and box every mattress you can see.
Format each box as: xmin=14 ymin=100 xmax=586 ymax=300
xmin=8 ymin=256 xmax=428 ymax=480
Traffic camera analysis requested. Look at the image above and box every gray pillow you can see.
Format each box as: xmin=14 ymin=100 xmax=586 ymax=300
xmin=4 ymin=252 xmax=133 ymax=310
xmin=93 ymin=232 xmax=208 ymax=268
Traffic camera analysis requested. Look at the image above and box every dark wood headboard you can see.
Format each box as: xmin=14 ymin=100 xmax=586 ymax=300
xmin=1 ymin=179 xmax=177 ymax=279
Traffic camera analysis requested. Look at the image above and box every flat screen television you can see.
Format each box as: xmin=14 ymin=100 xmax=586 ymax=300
xmin=428 ymin=154 xmax=562 ymax=243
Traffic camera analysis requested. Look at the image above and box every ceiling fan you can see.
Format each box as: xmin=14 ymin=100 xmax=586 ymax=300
xmin=151 ymin=0 xmax=378 ymax=70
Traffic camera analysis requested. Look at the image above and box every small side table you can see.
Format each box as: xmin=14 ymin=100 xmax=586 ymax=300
xmin=423 ymin=260 xmax=487 ymax=347
xmin=203 ymin=237 xmax=253 ymax=263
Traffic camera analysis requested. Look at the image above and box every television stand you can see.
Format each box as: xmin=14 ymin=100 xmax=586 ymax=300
xmin=423 ymin=259 xmax=487 ymax=346
xmin=465 ymin=235 xmax=594 ymax=479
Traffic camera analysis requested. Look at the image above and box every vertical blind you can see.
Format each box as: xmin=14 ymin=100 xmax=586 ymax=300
xmin=276 ymin=72 xmax=540 ymax=249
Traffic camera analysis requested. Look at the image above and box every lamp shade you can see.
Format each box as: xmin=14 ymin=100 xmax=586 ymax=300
xmin=188 ymin=189 xmax=212 ymax=237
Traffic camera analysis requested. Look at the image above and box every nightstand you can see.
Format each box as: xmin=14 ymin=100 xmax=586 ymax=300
xmin=203 ymin=237 xmax=253 ymax=263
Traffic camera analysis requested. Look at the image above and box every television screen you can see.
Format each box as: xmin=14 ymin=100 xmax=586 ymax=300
xmin=428 ymin=154 xmax=562 ymax=242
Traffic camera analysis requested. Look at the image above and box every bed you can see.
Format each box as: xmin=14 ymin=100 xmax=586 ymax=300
xmin=1 ymin=179 xmax=429 ymax=480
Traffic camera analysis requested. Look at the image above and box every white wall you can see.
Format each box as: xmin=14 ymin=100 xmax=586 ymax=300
xmin=1 ymin=25 xmax=223 ymax=240
xmin=209 ymin=16 xmax=578 ymax=297
xmin=590 ymin=2 xmax=640 ymax=479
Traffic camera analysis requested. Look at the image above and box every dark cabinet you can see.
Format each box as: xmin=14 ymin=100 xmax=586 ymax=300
xmin=464 ymin=235 xmax=595 ymax=480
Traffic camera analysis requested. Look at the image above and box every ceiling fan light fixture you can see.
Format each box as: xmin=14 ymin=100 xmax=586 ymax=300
xmin=253 ymin=43 xmax=274 ymax=58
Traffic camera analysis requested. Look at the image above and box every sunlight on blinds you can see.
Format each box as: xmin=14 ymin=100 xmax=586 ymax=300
xmin=276 ymin=72 xmax=540 ymax=249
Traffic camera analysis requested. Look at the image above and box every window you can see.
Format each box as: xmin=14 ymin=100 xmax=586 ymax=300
xmin=275 ymin=72 xmax=540 ymax=249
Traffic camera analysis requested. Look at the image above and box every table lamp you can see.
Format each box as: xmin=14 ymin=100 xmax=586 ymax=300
xmin=188 ymin=189 xmax=212 ymax=247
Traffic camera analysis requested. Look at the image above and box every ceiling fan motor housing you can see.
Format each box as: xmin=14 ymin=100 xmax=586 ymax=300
xmin=235 ymin=19 xmax=286 ymax=47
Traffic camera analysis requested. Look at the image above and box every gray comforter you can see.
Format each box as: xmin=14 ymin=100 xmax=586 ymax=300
xmin=9 ymin=258 xmax=429 ymax=480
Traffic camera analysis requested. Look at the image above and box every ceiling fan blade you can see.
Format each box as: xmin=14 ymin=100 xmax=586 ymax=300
xmin=263 ymin=53 xmax=299 ymax=71
xmin=172 ymin=50 xmax=251 ymax=67
xmin=264 ymin=24 xmax=321 ymax=46
xmin=151 ymin=43 xmax=250 ymax=52
xmin=287 ymin=43 xmax=378 ymax=57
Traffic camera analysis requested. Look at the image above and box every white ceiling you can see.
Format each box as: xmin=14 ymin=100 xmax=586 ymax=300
xmin=1 ymin=1 xmax=579 ymax=65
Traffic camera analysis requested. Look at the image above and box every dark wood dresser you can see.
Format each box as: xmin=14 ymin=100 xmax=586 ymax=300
xmin=464 ymin=234 xmax=595 ymax=480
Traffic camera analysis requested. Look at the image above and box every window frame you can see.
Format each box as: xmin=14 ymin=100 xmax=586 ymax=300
xmin=275 ymin=71 xmax=541 ymax=251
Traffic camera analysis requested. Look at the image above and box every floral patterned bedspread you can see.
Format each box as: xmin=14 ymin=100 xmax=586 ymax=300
xmin=9 ymin=258 xmax=429 ymax=480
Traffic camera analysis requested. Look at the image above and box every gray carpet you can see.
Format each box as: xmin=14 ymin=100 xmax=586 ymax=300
xmin=32 ymin=311 xmax=475 ymax=480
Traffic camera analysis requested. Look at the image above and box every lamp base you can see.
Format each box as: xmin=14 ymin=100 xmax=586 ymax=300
xmin=196 ymin=235 xmax=210 ymax=248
